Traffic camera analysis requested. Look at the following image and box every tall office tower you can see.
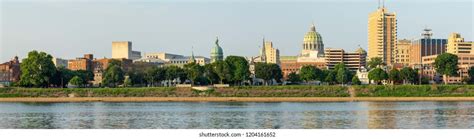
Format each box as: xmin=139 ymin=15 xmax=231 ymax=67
xmin=409 ymin=28 xmax=447 ymax=65
xmin=263 ymin=41 xmax=280 ymax=65
xmin=112 ymin=41 xmax=141 ymax=60
xmin=368 ymin=5 xmax=397 ymax=65
xmin=301 ymin=23 xmax=324 ymax=57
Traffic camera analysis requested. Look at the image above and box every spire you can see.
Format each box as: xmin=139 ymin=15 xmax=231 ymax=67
xmin=261 ymin=36 xmax=266 ymax=62
xmin=310 ymin=22 xmax=316 ymax=32
xmin=215 ymin=36 xmax=219 ymax=47
xmin=189 ymin=46 xmax=196 ymax=63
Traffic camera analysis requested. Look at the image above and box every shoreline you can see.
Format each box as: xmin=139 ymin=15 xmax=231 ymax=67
xmin=1 ymin=97 xmax=474 ymax=102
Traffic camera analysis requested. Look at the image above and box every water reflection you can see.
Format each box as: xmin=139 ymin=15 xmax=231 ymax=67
xmin=0 ymin=102 xmax=473 ymax=129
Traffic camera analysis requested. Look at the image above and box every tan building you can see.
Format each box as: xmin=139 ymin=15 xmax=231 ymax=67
xmin=368 ymin=7 xmax=397 ymax=65
xmin=446 ymin=33 xmax=474 ymax=54
xmin=325 ymin=48 xmax=367 ymax=71
xmin=137 ymin=52 xmax=210 ymax=67
xmin=421 ymin=33 xmax=474 ymax=84
xmin=409 ymin=28 xmax=447 ymax=66
xmin=394 ymin=39 xmax=411 ymax=65
xmin=112 ymin=41 xmax=141 ymax=60
xmin=68 ymin=54 xmax=94 ymax=71
xmin=262 ymin=41 xmax=280 ymax=65
xmin=0 ymin=56 xmax=21 ymax=86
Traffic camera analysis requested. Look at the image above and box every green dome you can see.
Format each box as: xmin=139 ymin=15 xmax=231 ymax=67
xmin=301 ymin=23 xmax=324 ymax=56
xmin=355 ymin=47 xmax=367 ymax=54
xmin=303 ymin=25 xmax=323 ymax=45
xmin=211 ymin=37 xmax=224 ymax=62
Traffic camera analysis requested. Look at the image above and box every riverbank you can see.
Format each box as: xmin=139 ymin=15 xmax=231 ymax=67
xmin=1 ymin=97 xmax=474 ymax=102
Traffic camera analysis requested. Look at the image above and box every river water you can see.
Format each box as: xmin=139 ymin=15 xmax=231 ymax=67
xmin=0 ymin=102 xmax=473 ymax=129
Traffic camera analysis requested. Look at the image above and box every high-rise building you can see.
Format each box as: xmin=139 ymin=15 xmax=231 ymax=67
xmin=301 ymin=23 xmax=324 ymax=57
xmin=409 ymin=28 xmax=447 ymax=65
xmin=368 ymin=6 xmax=397 ymax=65
xmin=210 ymin=37 xmax=224 ymax=63
xmin=446 ymin=33 xmax=474 ymax=54
xmin=394 ymin=39 xmax=411 ymax=66
xmin=263 ymin=41 xmax=280 ymax=65
xmin=112 ymin=41 xmax=141 ymax=60
xmin=325 ymin=48 xmax=367 ymax=71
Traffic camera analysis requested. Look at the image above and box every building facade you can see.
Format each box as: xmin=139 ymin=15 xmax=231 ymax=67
xmin=409 ymin=28 xmax=447 ymax=66
xmin=52 ymin=57 xmax=69 ymax=68
xmin=68 ymin=54 xmax=94 ymax=71
xmin=394 ymin=39 xmax=411 ymax=66
xmin=279 ymin=56 xmax=327 ymax=79
xmin=301 ymin=23 xmax=324 ymax=57
xmin=138 ymin=52 xmax=210 ymax=67
xmin=210 ymin=37 xmax=224 ymax=63
xmin=263 ymin=40 xmax=280 ymax=65
xmin=446 ymin=33 xmax=474 ymax=54
xmin=368 ymin=7 xmax=397 ymax=65
xmin=0 ymin=56 xmax=21 ymax=87
xmin=324 ymin=48 xmax=367 ymax=71
xmin=112 ymin=41 xmax=141 ymax=60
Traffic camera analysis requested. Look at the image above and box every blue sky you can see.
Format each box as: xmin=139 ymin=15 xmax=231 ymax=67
xmin=1 ymin=0 xmax=472 ymax=61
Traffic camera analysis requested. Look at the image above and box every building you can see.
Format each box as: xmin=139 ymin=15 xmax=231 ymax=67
xmin=409 ymin=28 xmax=447 ymax=65
xmin=394 ymin=39 xmax=411 ymax=66
xmin=263 ymin=41 xmax=280 ymax=65
xmin=446 ymin=33 xmax=474 ymax=54
xmin=210 ymin=37 xmax=224 ymax=63
xmin=324 ymin=48 xmax=367 ymax=71
xmin=138 ymin=52 xmax=210 ymax=67
xmin=280 ymin=55 xmax=327 ymax=79
xmin=421 ymin=33 xmax=474 ymax=84
xmin=356 ymin=67 xmax=369 ymax=85
xmin=301 ymin=23 xmax=324 ymax=57
xmin=68 ymin=54 xmax=94 ymax=71
xmin=52 ymin=57 xmax=68 ymax=68
xmin=368 ymin=6 xmax=397 ymax=65
xmin=112 ymin=41 xmax=142 ymax=60
xmin=0 ymin=56 xmax=21 ymax=87
xmin=91 ymin=58 xmax=133 ymax=86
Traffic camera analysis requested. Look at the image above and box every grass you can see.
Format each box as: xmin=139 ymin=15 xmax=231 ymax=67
xmin=1 ymin=85 xmax=474 ymax=98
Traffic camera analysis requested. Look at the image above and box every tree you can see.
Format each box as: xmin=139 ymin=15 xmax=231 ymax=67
xmin=184 ymin=63 xmax=204 ymax=85
xmin=334 ymin=63 xmax=350 ymax=85
xmin=51 ymin=67 xmax=75 ymax=88
xmin=368 ymin=57 xmax=384 ymax=69
xmin=213 ymin=61 xmax=232 ymax=84
xmin=468 ymin=66 xmax=474 ymax=84
xmin=69 ymin=76 xmax=84 ymax=87
xmin=102 ymin=65 xmax=124 ymax=87
xmin=268 ymin=63 xmax=283 ymax=83
xmin=324 ymin=70 xmax=336 ymax=85
xmin=434 ymin=53 xmax=459 ymax=84
xmin=123 ymin=76 xmax=132 ymax=87
xmin=368 ymin=68 xmax=388 ymax=85
xmin=145 ymin=67 xmax=165 ymax=87
xmin=19 ymin=50 xmax=57 ymax=88
xmin=400 ymin=67 xmax=416 ymax=84
xmin=388 ymin=68 xmax=402 ymax=84
xmin=299 ymin=65 xmax=318 ymax=82
xmin=75 ymin=70 xmax=93 ymax=87
xmin=287 ymin=72 xmax=301 ymax=84
xmin=203 ymin=64 xmax=219 ymax=85
xmin=127 ymin=70 xmax=146 ymax=87
xmin=255 ymin=63 xmax=282 ymax=85
xmin=352 ymin=75 xmax=361 ymax=85
xmin=225 ymin=56 xmax=250 ymax=85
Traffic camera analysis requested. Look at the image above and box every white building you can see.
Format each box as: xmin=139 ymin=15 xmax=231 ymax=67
xmin=356 ymin=67 xmax=369 ymax=85
xmin=136 ymin=52 xmax=210 ymax=67
xmin=112 ymin=41 xmax=141 ymax=60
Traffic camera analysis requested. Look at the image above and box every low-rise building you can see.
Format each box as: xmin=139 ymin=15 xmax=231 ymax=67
xmin=138 ymin=52 xmax=210 ymax=67
xmin=324 ymin=47 xmax=367 ymax=71
xmin=68 ymin=54 xmax=94 ymax=71
xmin=0 ymin=56 xmax=21 ymax=87
xmin=356 ymin=67 xmax=369 ymax=85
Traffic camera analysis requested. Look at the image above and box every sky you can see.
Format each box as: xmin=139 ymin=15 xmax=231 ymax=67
xmin=0 ymin=0 xmax=473 ymax=62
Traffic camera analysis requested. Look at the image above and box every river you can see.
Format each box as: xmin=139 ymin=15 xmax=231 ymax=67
xmin=0 ymin=102 xmax=473 ymax=129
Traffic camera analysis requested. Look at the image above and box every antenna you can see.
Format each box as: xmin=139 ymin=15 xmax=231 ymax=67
xmin=378 ymin=0 xmax=380 ymax=8
xmin=382 ymin=0 xmax=385 ymax=8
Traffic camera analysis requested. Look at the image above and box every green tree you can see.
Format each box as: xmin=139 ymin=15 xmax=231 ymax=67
xmin=434 ymin=53 xmax=459 ymax=84
xmin=287 ymin=72 xmax=301 ymax=84
xmin=324 ymin=70 xmax=336 ymax=85
xmin=69 ymin=76 xmax=84 ymax=87
xmin=334 ymin=63 xmax=350 ymax=84
xmin=19 ymin=50 xmax=57 ymax=88
xmin=145 ymin=67 xmax=165 ymax=87
xmin=351 ymin=75 xmax=361 ymax=85
xmin=368 ymin=57 xmax=384 ymax=69
xmin=123 ymin=76 xmax=132 ymax=87
xmin=213 ymin=61 xmax=232 ymax=84
xmin=203 ymin=64 xmax=219 ymax=85
xmin=225 ymin=56 xmax=250 ymax=85
xmin=388 ymin=68 xmax=402 ymax=84
xmin=75 ymin=70 xmax=93 ymax=86
xmin=299 ymin=65 xmax=318 ymax=82
xmin=468 ymin=66 xmax=474 ymax=84
xmin=184 ymin=63 xmax=204 ymax=85
xmin=255 ymin=63 xmax=282 ymax=85
xmin=102 ymin=65 xmax=124 ymax=87
xmin=368 ymin=68 xmax=388 ymax=85
xmin=400 ymin=67 xmax=416 ymax=84
xmin=51 ymin=67 xmax=75 ymax=88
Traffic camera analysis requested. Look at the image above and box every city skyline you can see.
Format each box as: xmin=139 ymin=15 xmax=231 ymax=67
xmin=1 ymin=0 xmax=472 ymax=61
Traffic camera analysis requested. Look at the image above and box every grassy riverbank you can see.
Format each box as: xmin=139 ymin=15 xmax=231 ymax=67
xmin=0 ymin=85 xmax=474 ymax=99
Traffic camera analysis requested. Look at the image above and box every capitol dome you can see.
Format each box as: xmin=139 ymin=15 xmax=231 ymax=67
xmin=210 ymin=37 xmax=224 ymax=63
xmin=301 ymin=23 xmax=324 ymax=57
